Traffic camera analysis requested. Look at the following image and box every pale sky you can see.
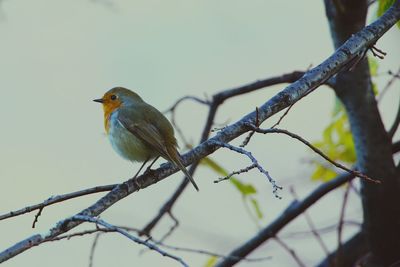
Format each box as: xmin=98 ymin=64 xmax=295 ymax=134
xmin=0 ymin=1 xmax=398 ymax=266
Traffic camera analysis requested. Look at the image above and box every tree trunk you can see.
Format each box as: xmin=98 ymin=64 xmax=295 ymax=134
xmin=324 ymin=0 xmax=400 ymax=266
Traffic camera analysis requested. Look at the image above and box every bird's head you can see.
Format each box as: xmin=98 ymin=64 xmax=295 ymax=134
xmin=93 ymin=87 xmax=143 ymax=114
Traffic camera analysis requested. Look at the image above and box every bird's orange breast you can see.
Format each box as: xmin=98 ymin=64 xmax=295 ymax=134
xmin=103 ymin=100 xmax=122 ymax=134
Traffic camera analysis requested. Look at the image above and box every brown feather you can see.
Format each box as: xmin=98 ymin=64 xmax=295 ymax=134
xmin=117 ymin=106 xmax=199 ymax=191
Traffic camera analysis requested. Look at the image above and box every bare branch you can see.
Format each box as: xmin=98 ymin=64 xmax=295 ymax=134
xmin=388 ymin=78 xmax=400 ymax=138
xmin=274 ymin=236 xmax=307 ymax=267
xmin=32 ymin=207 xmax=44 ymax=228
xmin=0 ymin=184 xmax=116 ymax=222
xmin=247 ymin=124 xmax=380 ymax=183
xmin=212 ymin=71 xmax=305 ymax=103
xmin=317 ymin=232 xmax=367 ymax=267
xmin=271 ymin=104 xmax=294 ymax=128
xmin=165 ymin=95 xmax=210 ymax=113
xmin=370 ymin=45 xmax=387 ymax=59
xmin=290 ymin=188 xmax=330 ymax=257
xmin=336 ymin=183 xmax=352 ymax=266
xmin=215 ymin=172 xmax=356 ymax=267
xmin=88 ymin=232 xmax=101 ymax=267
xmin=71 ymin=215 xmax=189 ymax=267
xmin=213 ymin=164 xmax=257 ymax=183
xmin=378 ymin=67 xmax=400 ymax=102
xmin=141 ymin=71 xmax=303 ymax=236
xmin=240 ymin=107 xmax=260 ymax=148
xmin=2 ymin=5 xmax=399 ymax=262
xmin=211 ymin=141 xmax=282 ymax=198
xmin=157 ymin=242 xmax=271 ymax=263
xmin=281 ymin=221 xmax=361 ymax=239
xmin=157 ymin=212 xmax=180 ymax=244
xmin=51 ymin=226 xmax=271 ymax=264
xmin=215 ymin=134 xmax=399 ymax=267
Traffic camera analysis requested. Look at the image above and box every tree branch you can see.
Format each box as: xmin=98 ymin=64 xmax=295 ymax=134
xmin=141 ymin=71 xmax=303 ymax=236
xmin=71 ymin=215 xmax=189 ymax=267
xmin=211 ymin=141 xmax=282 ymax=197
xmin=0 ymin=184 xmax=116 ymax=222
xmin=1 ymin=4 xmax=399 ymax=262
xmin=216 ymin=139 xmax=400 ymax=267
xmin=274 ymin=236 xmax=306 ymax=267
xmin=215 ymin=172 xmax=355 ymax=267
xmin=289 ymin=188 xmax=330 ymax=258
xmin=389 ymin=83 xmax=400 ymax=138
xmin=49 ymin=226 xmax=272 ymax=264
xmin=248 ymin=125 xmax=379 ymax=183
xmin=336 ymin=183 xmax=352 ymax=267
xmin=317 ymin=232 xmax=367 ymax=267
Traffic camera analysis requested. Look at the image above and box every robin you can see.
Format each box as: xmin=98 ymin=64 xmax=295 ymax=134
xmin=93 ymin=87 xmax=199 ymax=191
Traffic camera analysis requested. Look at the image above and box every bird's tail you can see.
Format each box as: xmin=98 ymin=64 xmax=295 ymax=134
xmin=167 ymin=147 xmax=199 ymax=191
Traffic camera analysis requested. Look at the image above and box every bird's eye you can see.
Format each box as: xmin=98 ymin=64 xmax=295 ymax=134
xmin=110 ymin=95 xmax=117 ymax=100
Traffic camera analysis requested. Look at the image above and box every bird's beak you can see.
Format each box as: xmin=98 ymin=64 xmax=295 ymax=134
xmin=93 ymin=98 xmax=104 ymax=103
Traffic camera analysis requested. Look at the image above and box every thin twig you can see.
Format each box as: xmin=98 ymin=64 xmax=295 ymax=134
xmin=348 ymin=48 xmax=369 ymax=72
xmin=215 ymin=172 xmax=356 ymax=267
xmin=158 ymin=211 xmax=180 ymax=244
xmin=274 ymin=236 xmax=307 ymax=267
xmin=141 ymin=71 xmax=303 ymax=236
xmin=336 ymin=183 xmax=351 ymax=267
xmin=72 ymin=215 xmax=189 ymax=267
xmin=158 ymin=242 xmax=271 ymax=263
xmin=88 ymin=232 xmax=101 ymax=267
xmin=0 ymin=184 xmax=117 ymax=222
xmin=211 ymin=141 xmax=282 ymax=198
xmin=290 ymin=188 xmax=330 ymax=258
xmin=164 ymin=95 xmax=210 ymax=114
xmin=247 ymin=124 xmax=380 ymax=183
xmin=241 ymin=107 xmax=260 ymax=147
xmin=271 ymin=104 xmax=294 ymax=128
xmin=349 ymin=45 xmax=386 ymax=72
xmin=49 ymin=226 xmax=271 ymax=264
xmin=378 ymin=67 xmax=400 ymax=102
xmin=271 ymin=67 xmax=335 ymax=128
xmin=48 ymin=225 xmax=141 ymax=243
xmin=242 ymin=196 xmax=262 ymax=229
xmin=370 ymin=45 xmax=387 ymax=59
xmin=32 ymin=207 xmax=44 ymax=228
xmin=213 ymin=164 xmax=257 ymax=183
xmin=388 ymin=85 xmax=400 ymax=138
xmin=281 ymin=220 xmax=361 ymax=239
xmin=49 ymin=229 xmax=108 ymax=242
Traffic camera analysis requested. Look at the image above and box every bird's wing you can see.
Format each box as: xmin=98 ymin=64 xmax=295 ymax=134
xmin=118 ymin=106 xmax=199 ymax=191
xmin=117 ymin=108 xmax=170 ymax=160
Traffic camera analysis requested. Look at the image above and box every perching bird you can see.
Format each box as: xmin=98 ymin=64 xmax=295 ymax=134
xmin=93 ymin=87 xmax=199 ymax=191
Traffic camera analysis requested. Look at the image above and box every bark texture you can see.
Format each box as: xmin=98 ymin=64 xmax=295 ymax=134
xmin=324 ymin=0 xmax=400 ymax=266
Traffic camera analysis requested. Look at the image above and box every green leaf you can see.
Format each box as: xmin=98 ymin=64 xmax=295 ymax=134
xmin=377 ymin=0 xmax=400 ymax=28
xmin=377 ymin=0 xmax=396 ymax=17
xmin=250 ymin=197 xmax=263 ymax=219
xmin=371 ymin=82 xmax=379 ymax=95
xmin=201 ymin=157 xmax=257 ymax=196
xmin=311 ymin=164 xmax=338 ymax=182
xmin=200 ymin=157 xmax=262 ymax=222
xmin=311 ymin=99 xmax=356 ymax=182
xmin=368 ymin=57 xmax=379 ymax=77
xmin=203 ymin=256 xmax=218 ymax=267
xmin=200 ymin=157 xmax=229 ymax=177
xmin=231 ymin=177 xmax=257 ymax=196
